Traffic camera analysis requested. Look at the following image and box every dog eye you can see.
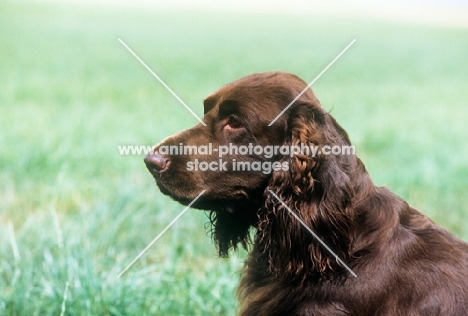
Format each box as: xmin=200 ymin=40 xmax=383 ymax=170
xmin=224 ymin=116 xmax=242 ymax=130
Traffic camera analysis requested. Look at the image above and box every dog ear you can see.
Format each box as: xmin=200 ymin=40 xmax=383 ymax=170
xmin=257 ymin=101 xmax=356 ymax=280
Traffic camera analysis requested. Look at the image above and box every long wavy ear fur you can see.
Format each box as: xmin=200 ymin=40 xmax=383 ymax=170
xmin=257 ymin=101 xmax=359 ymax=282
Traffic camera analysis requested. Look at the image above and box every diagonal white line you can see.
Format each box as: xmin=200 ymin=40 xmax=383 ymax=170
xmin=118 ymin=38 xmax=206 ymax=126
xmin=268 ymin=39 xmax=356 ymax=126
xmin=117 ymin=190 xmax=206 ymax=278
xmin=268 ymin=190 xmax=357 ymax=278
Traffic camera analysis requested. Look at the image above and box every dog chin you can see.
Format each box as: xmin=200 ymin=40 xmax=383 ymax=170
xmin=155 ymin=183 xmax=194 ymax=204
xmin=157 ymin=183 xmax=255 ymax=213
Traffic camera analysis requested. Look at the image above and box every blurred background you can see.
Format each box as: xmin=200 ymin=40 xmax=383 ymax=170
xmin=1 ymin=0 xmax=467 ymax=314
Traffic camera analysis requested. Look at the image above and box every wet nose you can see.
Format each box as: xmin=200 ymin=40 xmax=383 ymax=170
xmin=144 ymin=153 xmax=171 ymax=174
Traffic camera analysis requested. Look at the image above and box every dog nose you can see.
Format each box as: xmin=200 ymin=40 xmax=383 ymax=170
xmin=144 ymin=153 xmax=171 ymax=174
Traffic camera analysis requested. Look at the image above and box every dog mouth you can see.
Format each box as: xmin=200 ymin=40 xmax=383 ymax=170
xmin=144 ymin=151 xmax=265 ymax=212
xmin=153 ymin=177 xmax=252 ymax=210
xmin=230 ymin=189 xmax=249 ymax=200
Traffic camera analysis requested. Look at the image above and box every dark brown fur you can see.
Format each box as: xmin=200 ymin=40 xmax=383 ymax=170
xmin=145 ymin=72 xmax=468 ymax=315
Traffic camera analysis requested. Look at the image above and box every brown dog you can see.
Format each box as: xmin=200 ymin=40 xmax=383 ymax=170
xmin=145 ymin=72 xmax=468 ymax=315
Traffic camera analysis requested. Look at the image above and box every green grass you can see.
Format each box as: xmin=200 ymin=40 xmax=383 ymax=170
xmin=1 ymin=1 xmax=467 ymax=315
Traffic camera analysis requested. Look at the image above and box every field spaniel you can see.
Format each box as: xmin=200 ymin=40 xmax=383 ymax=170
xmin=144 ymin=72 xmax=468 ymax=315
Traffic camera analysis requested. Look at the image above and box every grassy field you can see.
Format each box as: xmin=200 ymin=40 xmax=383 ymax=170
xmin=1 ymin=1 xmax=467 ymax=315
